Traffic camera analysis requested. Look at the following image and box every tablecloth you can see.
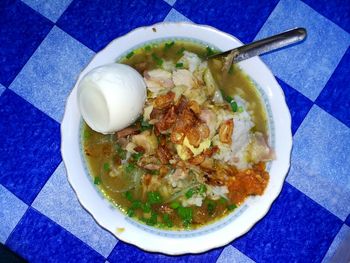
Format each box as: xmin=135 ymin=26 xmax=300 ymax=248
xmin=0 ymin=0 xmax=349 ymax=262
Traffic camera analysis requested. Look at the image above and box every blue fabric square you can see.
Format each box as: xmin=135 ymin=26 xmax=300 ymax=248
xmin=232 ymin=182 xmax=342 ymax=262
xmin=9 ymin=26 xmax=94 ymax=123
xmin=302 ymin=0 xmax=350 ymax=33
xmin=316 ymin=47 xmax=350 ymax=128
xmin=108 ymin=240 xmax=222 ymax=262
xmin=255 ymin=0 xmax=350 ymax=101
xmin=164 ymin=8 xmax=192 ymax=23
xmin=32 ymin=162 xmax=118 ymax=257
xmin=0 ymin=85 xmax=5 ymax=97
xmin=21 ymin=0 xmax=73 ymax=22
xmin=277 ymin=77 xmax=313 ymax=135
xmin=163 ymin=0 xmax=176 ymax=6
xmin=57 ymin=0 xmax=172 ymax=52
xmin=0 ymin=185 xmax=28 ymax=243
xmin=6 ymin=208 xmax=105 ymax=262
xmin=287 ymin=105 xmax=350 ymax=220
xmin=174 ymin=0 xmax=279 ymax=43
xmin=346 ymin=215 xmax=350 ymax=227
xmin=322 ymin=225 xmax=350 ymax=263
xmin=0 ymin=89 xmax=61 ymax=205
xmin=0 ymin=0 xmax=53 ymax=87
xmin=216 ymin=245 xmax=254 ymax=263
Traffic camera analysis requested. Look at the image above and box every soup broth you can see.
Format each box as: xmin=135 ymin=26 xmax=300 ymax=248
xmin=82 ymin=40 xmax=273 ymax=230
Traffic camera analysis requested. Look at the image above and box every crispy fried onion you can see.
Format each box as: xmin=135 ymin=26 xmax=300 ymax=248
xmin=219 ymin=119 xmax=233 ymax=144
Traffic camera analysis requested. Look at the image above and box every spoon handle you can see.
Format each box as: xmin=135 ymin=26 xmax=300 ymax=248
xmin=209 ymin=27 xmax=307 ymax=63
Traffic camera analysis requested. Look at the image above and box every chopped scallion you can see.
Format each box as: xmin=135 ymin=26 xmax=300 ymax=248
xmin=127 ymin=208 xmax=135 ymax=217
xmin=206 ymin=47 xmax=215 ymax=56
xmin=124 ymin=191 xmax=133 ymax=201
xmin=176 ymin=47 xmax=185 ymax=55
xmin=93 ymin=176 xmax=101 ymax=185
xmin=103 ymin=162 xmax=110 ymax=172
xmin=185 ymin=188 xmax=195 ymax=199
xmin=147 ymin=191 xmax=162 ymax=204
xmin=126 ymin=51 xmax=134 ymax=59
xmin=230 ymin=100 xmax=238 ymax=112
xmin=170 ymin=201 xmax=180 ymax=209
xmin=177 ymin=206 xmax=193 ymax=227
xmin=164 ymin=41 xmax=175 ymax=50
xmin=124 ymin=163 xmax=135 ymax=173
xmin=115 ymin=144 xmax=127 ymax=160
xmin=132 ymin=152 xmax=143 ymax=161
xmin=227 ymin=204 xmax=237 ymax=211
xmin=175 ymin=62 xmax=183 ymax=68
xmin=152 ymin=53 xmax=163 ymax=66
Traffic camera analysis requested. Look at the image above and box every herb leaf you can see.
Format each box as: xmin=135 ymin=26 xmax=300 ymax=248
xmin=94 ymin=176 xmax=101 ymax=185
xmin=152 ymin=53 xmax=163 ymax=66
xmin=147 ymin=191 xmax=162 ymax=204
xmin=126 ymin=51 xmax=134 ymax=59
xmin=103 ymin=162 xmax=110 ymax=172
xmin=177 ymin=206 xmax=193 ymax=227
xmin=164 ymin=41 xmax=175 ymax=50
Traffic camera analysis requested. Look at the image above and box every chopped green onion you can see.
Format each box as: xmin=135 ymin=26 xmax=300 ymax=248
xmin=124 ymin=191 xmax=133 ymax=201
xmin=152 ymin=53 xmax=163 ymax=66
xmin=115 ymin=144 xmax=127 ymax=160
xmin=131 ymin=200 xmax=142 ymax=209
xmin=222 ymin=92 xmax=238 ymax=112
xmin=140 ymin=119 xmax=153 ymax=131
xmin=142 ymin=202 xmax=151 ymax=213
xmin=207 ymin=200 xmax=216 ymax=215
xmin=170 ymin=201 xmax=180 ymax=209
xmin=175 ymin=62 xmax=184 ymax=68
xmin=146 ymin=212 xmax=158 ymax=226
xmin=206 ymin=47 xmax=215 ymax=56
xmin=164 ymin=41 xmax=175 ymax=50
xmin=223 ymin=93 xmax=233 ymax=103
xmin=227 ymin=204 xmax=237 ymax=211
xmin=126 ymin=51 xmax=134 ymax=59
xmin=163 ymin=214 xmax=173 ymax=228
xmin=177 ymin=206 xmax=193 ymax=227
xmin=219 ymin=197 xmax=227 ymax=204
xmin=124 ymin=163 xmax=135 ymax=173
xmin=185 ymin=188 xmax=195 ymax=199
xmin=230 ymin=101 xmax=238 ymax=112
xmin=144 ymin=45 xmax=151 ymax=51
xmin=147 ymin=191 xmax=162 ymax=204
xmin=198 ymin=184 xmax=207 ymax=195
xmin=176 ymin=47 xmax=185 ymax=55
xmin=93 ymin=176 xmax=101 ymax=185
xmin=132 ymin=152 xmax=143 ymax=161
xmin=103 ymin=162 xmax=110 ymax=172
xmin=127 ymin=208 xmax=135 ymax=217
xmin=238 ymin=106 xmax=244 ymax=113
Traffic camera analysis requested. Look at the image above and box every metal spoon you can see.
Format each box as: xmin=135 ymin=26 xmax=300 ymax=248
xmin=208 ymin=27 xmax=307 ymax=72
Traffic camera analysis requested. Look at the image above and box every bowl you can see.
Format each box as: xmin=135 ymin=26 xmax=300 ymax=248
xmin=61 ymin=22 xmax=292 ymax=255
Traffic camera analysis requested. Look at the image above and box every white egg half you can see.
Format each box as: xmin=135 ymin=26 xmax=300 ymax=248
xmin=77 ymin=63 xmax=146 ymax=134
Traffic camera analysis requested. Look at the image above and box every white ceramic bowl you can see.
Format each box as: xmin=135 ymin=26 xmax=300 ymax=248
xmin=61 ymin=22 xmax=292 ymax=255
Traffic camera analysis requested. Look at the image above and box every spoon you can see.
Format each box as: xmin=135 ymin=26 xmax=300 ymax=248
xmin=208 ymin=27 xmax=307 ymax=72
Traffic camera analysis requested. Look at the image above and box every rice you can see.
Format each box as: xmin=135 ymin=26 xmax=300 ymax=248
xmin=213 ymin=96 xmax=254 ymax=169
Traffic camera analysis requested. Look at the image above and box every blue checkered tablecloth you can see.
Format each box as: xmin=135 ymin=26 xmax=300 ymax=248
xmin=1 ymin=0 xmax=349 ymax=262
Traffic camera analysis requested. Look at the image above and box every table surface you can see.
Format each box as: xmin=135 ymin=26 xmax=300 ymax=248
xmin=1 ymin=0 xmax=349 ymax=262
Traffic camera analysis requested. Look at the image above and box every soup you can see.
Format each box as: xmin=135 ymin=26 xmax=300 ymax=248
xmin=82 ymin=40 xmax=274 ymax=230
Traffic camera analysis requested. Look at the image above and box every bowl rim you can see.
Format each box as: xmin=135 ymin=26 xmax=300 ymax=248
xmin=61 ymin=21 xmax=292 ymax=255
